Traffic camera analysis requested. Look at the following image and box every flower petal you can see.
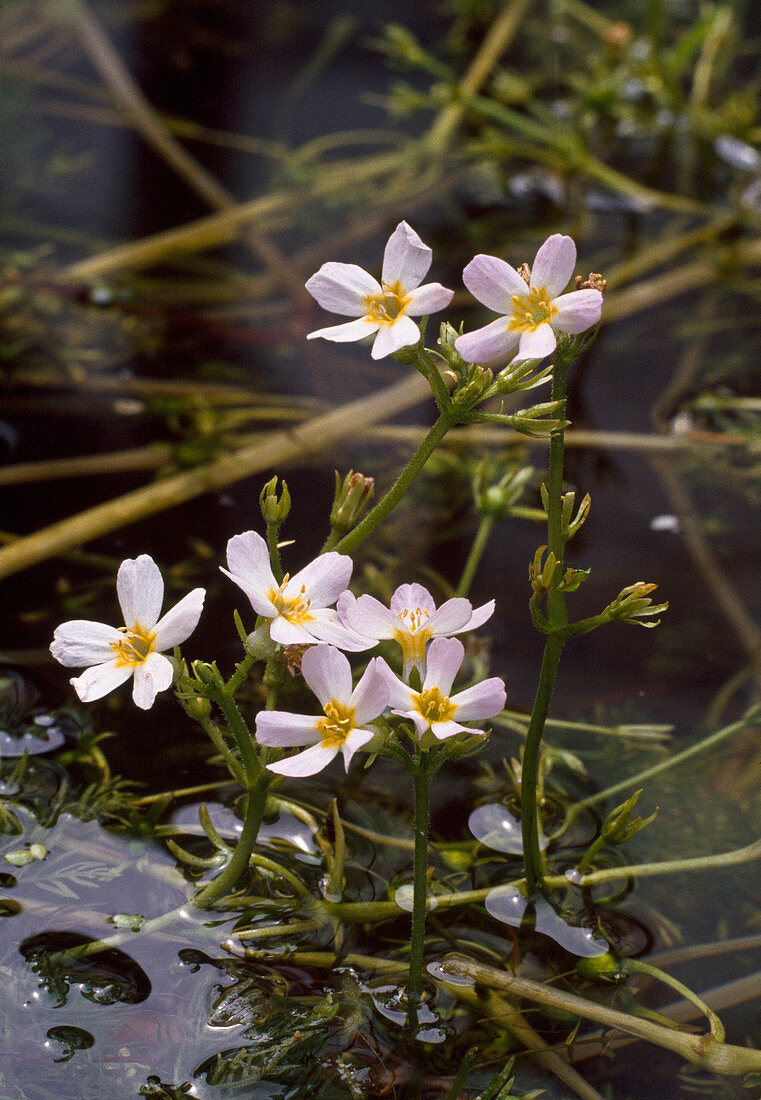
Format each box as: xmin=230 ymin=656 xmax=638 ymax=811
xmin=337 ymin=591 xmax=396 ymax=641
xmin=307 ymin=318 xmax=380 ymax=344
xmin=427 ymin=597 xmax=474 ymax=636
xmin=301 ymin=644 xmax=352 ymax=707
xmin=530 ymin=234 xmax=576 ymax=298
xmin=267 ymin=742 xmax=339 ymax=777
xmin=461 ymin=599 xmax=496 ymax=632
xmin=381 ymin=221 xmax=432 ymax=291
xmin=377 ymin=659 xmax=415 ymax=709
xmin=551 ymin=289 xmax=603 ymax=335
xmin=269 ymin=616 xmax=318 ymax=646
xmin=350 ymin=658 xmax=389 ymax=725
xmin=70 ymin=660 xmax=132 ymax=703
xmin=451 ymin=676 xmax=506 ymax=721
xmin=462 ymin=254 xmax=529 ymax=312
xmin=406 ymin=282 xmax=454 ymax=316
xmin=305 ymin=611 xmax=375 ymax=652
xmin=340 ymin=727 xmax=375 ymax=770
xmin=256 ymin=711 xmax=322 ymax=747
xmin=516 ymin=323 xmax=556 ymax=361
xmin=223 ymin=532 xmax=278 ymax=616
xmin=153 ymin=588 xmax=205 ymax=651
xmin=51 ymin=620 xmax=122 ymax=667
xmin=305 ymin=262 xmax=381 ymax=315
xmin=431 ymin=719 xmax=480 ymax=740
xmin=132 ymin=651 xmax=175 ymax=709
xmin=397 ymin=710 xmax=429 ymax=739
xmin=370 ymin=315 xmax=420 ymax=359
xmin=390 ymin=583 xmax=436 ymax=618
xmin=423 ymin=636 xmax=464 ymax=696
xmin=455 ymin=317 xmax=520 ymax=364
xmin=117 ymin=555 xmax=163 ymax=630
xmin=287 ymin=552 xmax=353 ymax=608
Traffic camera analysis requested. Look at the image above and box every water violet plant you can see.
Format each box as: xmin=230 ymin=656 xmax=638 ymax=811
xmin=42 ymin=222 xmax=761 ymax=1094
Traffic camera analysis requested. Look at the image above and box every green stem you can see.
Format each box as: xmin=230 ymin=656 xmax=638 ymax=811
xmin=456 ymin=513 xmax=495 ymax=597
xmin=225 ymin=651 xmax=257 ymax=695
xmin=545 ymin=834 xmax=761 ymax=888
xmin=336 ymin=410 xmax=456 ymax=555
xmin=213 ymin=684 xmax=263 ymax=783
xmin=520 ymin=351 xmax=570 ymax=895
xmin=408 ymin=756 xmax=431 ymax=1024
xmin=438 ymin=956 xmax=761 ymax=1077
xmin=520 ymin=633 xmax=564 ymax=895
xmin=265 ymin=518 xmax=283 ymax=583
xmin=625 ymin=959 xmax=725 ymax=1041
xmin=193 ymin=782 xmax=269 ymax=908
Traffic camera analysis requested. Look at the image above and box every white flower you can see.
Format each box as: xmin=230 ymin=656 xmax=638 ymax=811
xmin=221 ymin=531 xmax=369 ymax=651
xmin=454 ymin=234 xmax=603 ymax=364
xmin=256 ymin=645 xmax=388 ymax=776
xmin=380 ymin=636 xmax=506 ymax=741
xmin=338 ymin=582 xmax=494 ymax=680
xmin=305 ymin=221 xmax=454 ymax=360
xmin=50 ymin=555 xmax=205 ymax=710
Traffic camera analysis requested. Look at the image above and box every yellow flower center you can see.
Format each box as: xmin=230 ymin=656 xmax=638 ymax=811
xmin=508 ymin=287 xmax=557 ymax=333
xmin=363 ymin=281 xmax=412 ymax=327
xmin=267 ymin=574 xmax=313 ymax=625
xmin=413 ymin=685 xmax=456 ymax=726
xmin=315 ymin=700 xmax=356 ymax=748
xmin=111 ymin=624 xmax=156 ymax=667
xmin=393 ymin=606 xmax=431 ymax=668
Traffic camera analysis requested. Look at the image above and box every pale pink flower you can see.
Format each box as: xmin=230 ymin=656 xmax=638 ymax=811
xmin=256 ymin=644 xmax=388 ymax=776
xmin=221 ymin=531 xmax=369 ymax=651
xmin=305 ymin=221 xmax=454 ymax=359
xmin=50 ymin=555 xmax=205 ymax=710
xmin=455 ymin=234 xmax=603 ymax=364
xmin=379 ymin=636 xmax=506 ymax=741
xmin=338 ymin=582 xmax=494 ymax=680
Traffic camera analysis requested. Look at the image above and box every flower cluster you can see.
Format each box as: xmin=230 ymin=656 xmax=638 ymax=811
xmin=50 ymin=221 xmax=601 ymax=771
xmin=306 ymin=222 xmax=603 ymax=363
xmin=256 ymin=581 xmax=505 ymax=775
xmin=50 ymin=534 xmax=504 ymax=775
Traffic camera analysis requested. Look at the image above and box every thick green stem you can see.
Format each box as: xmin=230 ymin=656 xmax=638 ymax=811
xmin=408 ymin=757 xmax=431 ymax=1023
xmin=520 ymin=633 xmax=564 ymax=895
xmin=193 ymin=782 xmax=268 ymax=908
xmin=456 ymin=513 xmax=495 ymax=598
xmin=521 ymin=353 xmax=570 ymax=895
xmin=336 ymin=410 xmax=455 ymax=555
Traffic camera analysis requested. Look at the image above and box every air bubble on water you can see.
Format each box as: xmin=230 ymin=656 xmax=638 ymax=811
xmin=426 ymin=960 xmax=474 ymax=986
xmin=468 ymin=803 xmax=547 ymax=854
xmin=485 ymin=885 xmax=608 ymax=957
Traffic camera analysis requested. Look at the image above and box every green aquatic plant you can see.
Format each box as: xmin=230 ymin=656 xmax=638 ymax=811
xmin=38 ymin=216 xmax=761 ymax=1095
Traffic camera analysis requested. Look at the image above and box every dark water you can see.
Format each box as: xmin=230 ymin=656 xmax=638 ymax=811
xmin=1 ymin=1 xmax=761 ymax=1097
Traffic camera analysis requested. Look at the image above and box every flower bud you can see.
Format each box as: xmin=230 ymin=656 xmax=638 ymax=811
xmin=184 ymin=696 xmax=212 ymax=720
xmin=259 ymin=476 xmax=291 ymax=526
xmin=330 ymin=470 xmax=374 ymax=534
xmin=245 ymin=623 xmax=278 ymax=660
xmin=192 ymin=660 xmax=223 ymax=688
